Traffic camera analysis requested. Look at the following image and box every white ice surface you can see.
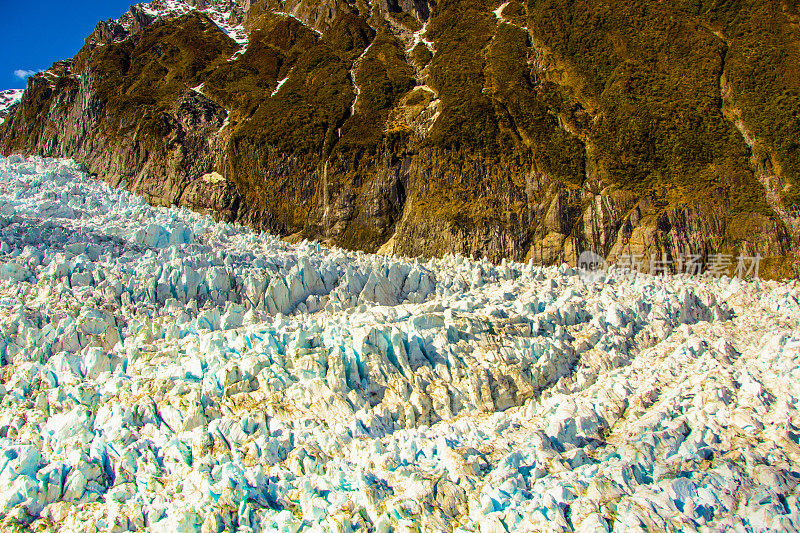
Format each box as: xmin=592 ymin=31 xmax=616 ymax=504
xmin=0 ymin=155 xmax=799 ymax=531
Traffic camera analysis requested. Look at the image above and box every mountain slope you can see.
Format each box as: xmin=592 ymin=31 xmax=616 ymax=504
xmin=1 ymin=0 xmax=799 ymax=277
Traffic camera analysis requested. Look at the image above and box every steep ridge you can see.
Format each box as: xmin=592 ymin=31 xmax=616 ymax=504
xmin=1 ymin=0 xmax=799 ymax=277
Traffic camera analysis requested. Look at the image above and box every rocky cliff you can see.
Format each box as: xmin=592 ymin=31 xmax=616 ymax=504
xmin=2 ymin=0 xmax=799 ymax=277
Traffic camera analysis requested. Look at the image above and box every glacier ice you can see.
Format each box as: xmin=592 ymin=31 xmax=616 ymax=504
xmin=0 ymin=155 xmax=798 ymax=531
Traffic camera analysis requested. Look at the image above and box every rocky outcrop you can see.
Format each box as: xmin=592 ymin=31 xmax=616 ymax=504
xmin=1 ymin=14 xmax=245 ymax=224
xmin=1 ymin=0 xmax=799 ymax=278
xmin=1 ymin=69 xmax=239 ymax=222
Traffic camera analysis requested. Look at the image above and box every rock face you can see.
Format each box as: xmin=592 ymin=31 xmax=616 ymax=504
xmin=1 ymin=0 xmax=799 ymax=277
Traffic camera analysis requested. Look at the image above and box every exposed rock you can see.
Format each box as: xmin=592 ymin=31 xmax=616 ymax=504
xmin=1 ymin=0 xmax=798 ymax=277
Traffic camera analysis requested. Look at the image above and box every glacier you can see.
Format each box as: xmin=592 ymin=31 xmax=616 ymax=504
xmin=0 ymin=155 xmax=798 ymax=531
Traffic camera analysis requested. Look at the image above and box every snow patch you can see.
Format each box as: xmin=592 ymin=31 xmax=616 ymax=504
xmin=271 ymin=71 xmax=292 ymax=97
xmin=493 ymin=1 xmax=510 ymax=21
xmin=408 ymin=21 xmax=434 ymax=53
xmin=0 ymin=89 xmax=24 ymax=126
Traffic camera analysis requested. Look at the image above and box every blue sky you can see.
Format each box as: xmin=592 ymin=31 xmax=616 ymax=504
xmin=0 ymin=0 xmax=135 ymax=90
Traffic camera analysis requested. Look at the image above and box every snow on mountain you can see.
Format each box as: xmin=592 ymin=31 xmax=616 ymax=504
xmin=120 ymin=0 xmax=247 ymax=52
xmin=0 ymin=89 xmax=23 ymax=126
xmin=0 ymin=155 xmax=799 ymax=530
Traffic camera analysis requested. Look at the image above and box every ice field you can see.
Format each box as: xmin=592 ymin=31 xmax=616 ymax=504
xmin=0 ymin=155 xmax=799 ymax=531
